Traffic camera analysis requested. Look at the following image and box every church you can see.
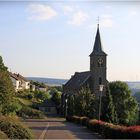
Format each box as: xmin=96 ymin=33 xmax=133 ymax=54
xmin=61 ymin=24 xmax=107 ymax=115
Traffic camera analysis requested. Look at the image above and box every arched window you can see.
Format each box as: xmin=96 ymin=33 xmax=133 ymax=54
xmin=99 ymin=77 xmax=102 ymax=85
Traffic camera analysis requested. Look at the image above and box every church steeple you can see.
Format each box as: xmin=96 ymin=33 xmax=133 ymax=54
xmin=89 ymin=23 xmax=107 ymax=97
xmin=90 ymin=24 xmax=106 ymax=56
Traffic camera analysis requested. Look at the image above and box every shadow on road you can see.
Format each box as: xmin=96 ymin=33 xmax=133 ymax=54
xmin=26 ymin=120 xmax=102 ymax=139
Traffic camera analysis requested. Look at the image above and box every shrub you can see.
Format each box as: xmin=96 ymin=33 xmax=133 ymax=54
xmin=66 ymin=116 xmax=72 ymax=122
xmin=0 ymin=116 xmax=33 ymax=139
xmin=0 ymin=131 xmax=8 ymax=139
xmin=80 ymin=116 xmax=89 ymax=126
xmin=66 ymin=116 xmax=88 ymax=125
xmin=72 ymin=116 xmax=81 ymax=124
xmin=66 ymin=115 xmax=140 ymax=139
xmin=18 ymin=106 xmax=44 ymax=119
xmin=87 ymin=119 xmax=105 ymax=133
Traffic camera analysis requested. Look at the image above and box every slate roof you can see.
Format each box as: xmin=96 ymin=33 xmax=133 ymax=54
xmin=9 ymin=72 xmax=29 ymax=82
xmin=64 ymin=71 xmax=91 ymax=90
xmin=90 ymin=24 xmax=107 ymax=56
xmin=14 ymin=73 xmax=29 ymax=82
xmin=9 ymin=72 xmax=19 ymax=80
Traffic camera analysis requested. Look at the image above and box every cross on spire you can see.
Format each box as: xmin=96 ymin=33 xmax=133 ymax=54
xmin=97 ymin=16 xmax=99 ymax=27
xmin=89 ymin=17 xmax=107 ymax=56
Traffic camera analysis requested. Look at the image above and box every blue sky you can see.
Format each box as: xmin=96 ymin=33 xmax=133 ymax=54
xmin=0 ymin=1 xmax=140 ymax=81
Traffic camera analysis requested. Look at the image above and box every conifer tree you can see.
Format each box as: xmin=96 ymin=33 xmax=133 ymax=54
xmin=102 ymin=85 xmax=116 ymax=123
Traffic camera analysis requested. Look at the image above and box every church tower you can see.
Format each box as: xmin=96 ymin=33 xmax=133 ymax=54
xmin=90 ymin=24 xmax=107 ymax=97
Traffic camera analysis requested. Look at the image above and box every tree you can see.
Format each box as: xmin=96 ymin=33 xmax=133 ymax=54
xmin=102 ymin=85 xmax=117 ymax=123
xmin=0 ymin=56 xmax=7 ymax=71
xmin=31 ymin=81 xmax=47 ymax=88
xmin=0 ymin=56 xmax=16 ymax=115
xmin=68 ymin=94 xmax=75 ymax=116
xmin=34 ymin=91 xmax=50 ymax=102
xmin=51 ymin=91 xmax=61 ymax=106
xmin=109 ymin=81 xmax=138 ymax=125
xmin=69 ymin=86 xmax=95 ymax=117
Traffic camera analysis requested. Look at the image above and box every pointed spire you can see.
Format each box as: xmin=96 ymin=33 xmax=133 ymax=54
xmin=90 ymin=23 xmax=106 ymax=56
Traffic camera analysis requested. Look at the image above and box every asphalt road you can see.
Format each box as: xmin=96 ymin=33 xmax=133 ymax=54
xmin=23 ymin=117 xmax=102 ymax=139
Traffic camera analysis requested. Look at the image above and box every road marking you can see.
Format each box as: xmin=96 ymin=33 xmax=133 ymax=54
xmin=39 ymin=122 xmax=49 ymax=139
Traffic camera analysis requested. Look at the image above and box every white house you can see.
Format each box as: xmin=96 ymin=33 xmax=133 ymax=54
xmin=9 ymin=72 xmax=30 ymax=92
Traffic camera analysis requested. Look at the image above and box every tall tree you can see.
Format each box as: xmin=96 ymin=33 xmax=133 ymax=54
xmin=0 ymin=56 xmax=7 ymax=71
xmin=102 ymin=85 xmax=116 ymax=123
xmin=109 ymin=81 xmax=138 ymax=125
xmin=70 ymin=86 xmax=95 ymax=117
xmin=0 ymin=56 xmax=15 ymax=115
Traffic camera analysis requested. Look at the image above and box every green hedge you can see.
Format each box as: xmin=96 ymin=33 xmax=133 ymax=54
xmin=66 ymin=116 xmax=89 ymax=125
xmin=66 ymin=116 xmax=140 ymax=139
xmin=0 ymin=116 xmax=33 ymax=139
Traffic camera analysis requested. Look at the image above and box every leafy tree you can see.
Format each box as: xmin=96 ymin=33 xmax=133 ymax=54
xmin=31 ymin=81 xmax=47 ymax=88
xmin=109 ymin=81 xmax=138 ymax=125
xmin=34 ymin=91 xmax=50 ymax=102
xmin=69 ymin=86 xmax=95 ymax=117
xmin=51 ymin=91 xmax=61 ymax=106
xmin=0 ymin=56 xmax=16 ymax=115
xmin=49 ymin=87 xmax=58 ymax=95
xmin=0 ymin=56 xmax=7 ymax=71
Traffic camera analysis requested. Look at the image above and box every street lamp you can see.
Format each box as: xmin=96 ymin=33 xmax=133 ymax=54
xmin=65 ymin=99 xmax=68 ymax=117
xmin=98 ymin=84 xmax=104 ymax=120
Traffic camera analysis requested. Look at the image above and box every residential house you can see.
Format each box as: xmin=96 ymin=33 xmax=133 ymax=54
xmin=9 ymin=72 xmax=30 ymax=92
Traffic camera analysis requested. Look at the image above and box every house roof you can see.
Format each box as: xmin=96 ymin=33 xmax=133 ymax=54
xmin=90 ymin=24 xmax=107 ymax=56
xmin=64 ymin=71 xmax=91 ymax=90
xmin=9 ymin=72 xmax=29 ymax=82
xmin=9 ymin=72 xmax=19 ymax=80
xmin=14 ymin=73 xmax=29 ymax=82
xmin=39 ymin=100 xmax=56 ymax=107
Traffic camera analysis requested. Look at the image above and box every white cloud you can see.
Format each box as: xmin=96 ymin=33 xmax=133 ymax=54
xmin=63 ymin=5 xmax=73 ymax=14
xmin=28 ymin=4 xmax=57 ymax=21
xmin=68 ymin=11 xmax=88 ymax=26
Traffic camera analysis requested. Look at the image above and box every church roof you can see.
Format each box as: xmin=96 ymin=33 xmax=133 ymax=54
xmin=90 ymin=24 xmax=107 ymax=56
xmin=64 ymin=71 xmax=91 ymax=90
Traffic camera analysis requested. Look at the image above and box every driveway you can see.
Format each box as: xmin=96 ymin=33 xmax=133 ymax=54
xmin=23 ymin=117 xmax=102 ymax=139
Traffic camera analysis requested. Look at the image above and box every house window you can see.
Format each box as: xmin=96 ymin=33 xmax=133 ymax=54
xmin=99 ymin=77 xmax=102 ymax=85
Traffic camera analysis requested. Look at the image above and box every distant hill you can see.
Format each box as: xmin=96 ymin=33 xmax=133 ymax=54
xmin=27 ymin=77 xmax=68 ymax=86
xmin=126 ymin=82 xmax=140 ymax=95
xmin=27 ymin=77 xmax=140 ymax=93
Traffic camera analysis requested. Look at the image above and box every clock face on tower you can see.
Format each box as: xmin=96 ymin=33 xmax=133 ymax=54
xmin=98 ymin=58 xmax=103 ymax=66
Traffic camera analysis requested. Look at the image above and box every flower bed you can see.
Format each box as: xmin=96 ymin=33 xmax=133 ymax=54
xmin=66 ymin=115 xmax=140 ymax=139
